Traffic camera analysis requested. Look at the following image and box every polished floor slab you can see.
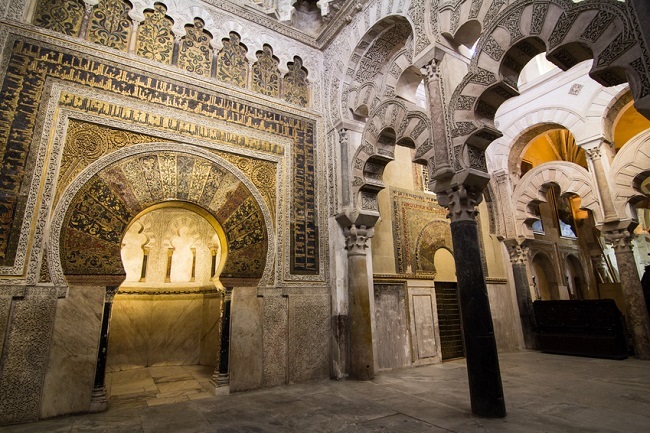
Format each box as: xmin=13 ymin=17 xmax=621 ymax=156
xmin=3 ymin=351 xmax=649 ymax=432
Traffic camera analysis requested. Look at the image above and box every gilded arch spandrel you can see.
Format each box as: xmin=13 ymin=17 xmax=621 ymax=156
xmin=49 ymin=144 xmax=276 ymax=287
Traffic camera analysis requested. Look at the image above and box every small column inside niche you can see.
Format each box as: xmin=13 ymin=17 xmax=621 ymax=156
xmin=190 ymin=247 xmax=197 ymax=282
xmin=165 ymin=248 xmax=174 ymax=283
xmin=210 ymin=248 xmax=217 ymax=279
xmin=139 ymin=246 xmax=149 ymax=282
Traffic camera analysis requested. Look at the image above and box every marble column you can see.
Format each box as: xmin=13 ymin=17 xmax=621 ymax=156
xmin=584 ymin=144 xmax=617 ymax=221
xmin=89 ymin=286 xmax=119 ymax=412
xmin=211 ymin=288 xmax=232 ymax=390
xmin=605 ymin=229 xmax=650 ymax=359
xmin=128 ymin=19 xmax=140 ymax=54
xmin=422 ymin=59 xmax=453 ymax=179
xmin=508 ymin=244 xmax=537 ymax=349
xmin=438 ymin=185 xmax=506 ymax=418
xmin=344 ymin=224 xmax=375 ymax=380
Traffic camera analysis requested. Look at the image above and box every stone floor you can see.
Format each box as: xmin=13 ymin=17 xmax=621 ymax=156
xmin=3 ymin=351 xmax=650 ymax=432
xmin=106 ymin=365 xmax=215 ymax=409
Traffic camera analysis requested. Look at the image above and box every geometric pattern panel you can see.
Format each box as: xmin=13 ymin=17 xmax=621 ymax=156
xmin=61 ymin=151 xmax=267 ymax=278
xmin=0 ymin=39 xmax=317 ymax=274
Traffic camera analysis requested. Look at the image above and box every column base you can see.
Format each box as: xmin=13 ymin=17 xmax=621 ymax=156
xmin=209 ymin=373 xmax=230 ymax=395
xmin=89 ymin=386 xmax=108 ymax=413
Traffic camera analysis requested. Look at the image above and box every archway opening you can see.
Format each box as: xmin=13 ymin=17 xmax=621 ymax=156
xmin=566 ymin=254 xmax=586 ymax=300
xmin=107 ymin=202 xmax=228 ymax=406
xmin=531 ymin=252 xmax=558 ymax=300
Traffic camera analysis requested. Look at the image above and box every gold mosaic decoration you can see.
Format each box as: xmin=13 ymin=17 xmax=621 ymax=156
xmin=178 ymin=19 xmax=213 ymax=76
xmin=61 ymin=152 xmax=269 ymax=278
xmin=390 ymin=188 xmax=448 ymax=275
xmin=216 ymin=152 xmax=277 ymax=221
xmin=252 ymin=45 xmax=280 ymax=98
xmin=216 ymin=32 xmax=248 ymax=88
xmin=284 ymin=57 xmax=309 ymax=107
xmin=56 ymin=119 xmax=166 ymax=206
xmin=135 ymin=3 xmax=174 ymax=65
xmin=87 ymin=0 xmax=132 ymax=51
xmin=1 ymin=40 xmax=317 ymax=274
xmin=33 ymin=0 xmax=84 ymax=37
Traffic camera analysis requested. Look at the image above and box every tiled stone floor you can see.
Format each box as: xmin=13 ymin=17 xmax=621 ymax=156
xmin=3 ymin=351 xmax=650 ymax=432
xmin=106 ymin=365 xmax=215 ymax=410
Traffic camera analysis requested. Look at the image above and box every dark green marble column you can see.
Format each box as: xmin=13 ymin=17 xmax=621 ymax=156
xmin=440 ymin=186 xmax=506 ymax=418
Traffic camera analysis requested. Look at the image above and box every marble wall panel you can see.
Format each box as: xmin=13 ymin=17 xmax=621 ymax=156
xmin=199 ymin=294 xmax=221 ymax=367
xmin=263 ymin=295 xmax=288 ymax=387
xmin=487 ymin=283 xmax=520 ymax=352
xmin=40 ymin=285 xmax=104 ymax=418
xmin=288 ymin=294 xmax=330 ymax=382
xmin=229 ymin=287 xmax=263 ymax=392
xmin=412 ymin=294 xmax=437 ymax=359
xmin=374 ymin=283 xmax=410 ymax=370
xmin=149 ymin=295 xmax=202 ymax=366
xmin=107 ymin=295 xmax=150 ymax=370
xmin=0 ymin=292 xmax=57 ymax=425
xmin=108 ymin=294 xmax=210 ymax=370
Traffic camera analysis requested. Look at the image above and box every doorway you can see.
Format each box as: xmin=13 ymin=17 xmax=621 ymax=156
xmin=107 ymin=205 xmax=226 ymax=406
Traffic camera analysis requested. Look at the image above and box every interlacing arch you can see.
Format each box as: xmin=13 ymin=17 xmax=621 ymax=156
xmin=512 ymin=161 xmax=603 ymax=238
xmin=443 ymin=0 xmax=648 ymax=188
xmin=350 ymin=99 xmax=432 ymax=211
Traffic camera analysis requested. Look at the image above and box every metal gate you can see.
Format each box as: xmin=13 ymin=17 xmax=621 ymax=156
xmin=434 ymin=282 xmax=464 ymax=360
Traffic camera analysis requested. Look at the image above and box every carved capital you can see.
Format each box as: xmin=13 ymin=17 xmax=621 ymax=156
xmin=343 ymin=225 xmax=374 ymax=256
xmin=584 ymin=146 xmax=602 ymax=161
xmin=437 ymin=184 xmax=483 ymax=223
xmin=422 ymin=59 xmax=440 ymax=82
xmin=509 ymin=245 xmax=529 ymax=264
xmin=339 ymin=128 xmax=349 ymax=146
xmin=604 ymin=229 xmax=633 ymax=253
xmin=105 ymin=286 xmax=119 ymax=303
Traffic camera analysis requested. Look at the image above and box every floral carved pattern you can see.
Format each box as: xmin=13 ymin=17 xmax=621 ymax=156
xmin=216 ymin=32 xmax=248 ymax=87
xmin=178 ymin=19 xmax=213 ymax=76
xmin=284 ymin=57 xmax=309 ymax=107
xmin=33 ymin=0 xmax=84 ymax=36
xmin=87 ymin=0 xmax=132 ymax=51
xmin=252 ymin=45 xmax=280 ymax=98
xmin=136 ymin=3 xmax=174 ymax=65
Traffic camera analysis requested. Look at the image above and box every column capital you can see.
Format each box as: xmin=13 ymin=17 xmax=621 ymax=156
xmin=105 ymin=286 xmax=119 ymax=303
xmin=508 ymin=245 xmax=529 ymax=264
xmin=422 ymin=59 xmax=440 ymax=82
xmin=338 ymin=128 xmax=349 ymax=145
xmin=604 ymin=229 xmax=634 ymax=252
xmin=437 ymin=184 xmax=483 ymax=223
xmin=584 ymin=146 xmax=602 ymax=161
xmin=343 ymin=225 xmax=374 ymax=256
